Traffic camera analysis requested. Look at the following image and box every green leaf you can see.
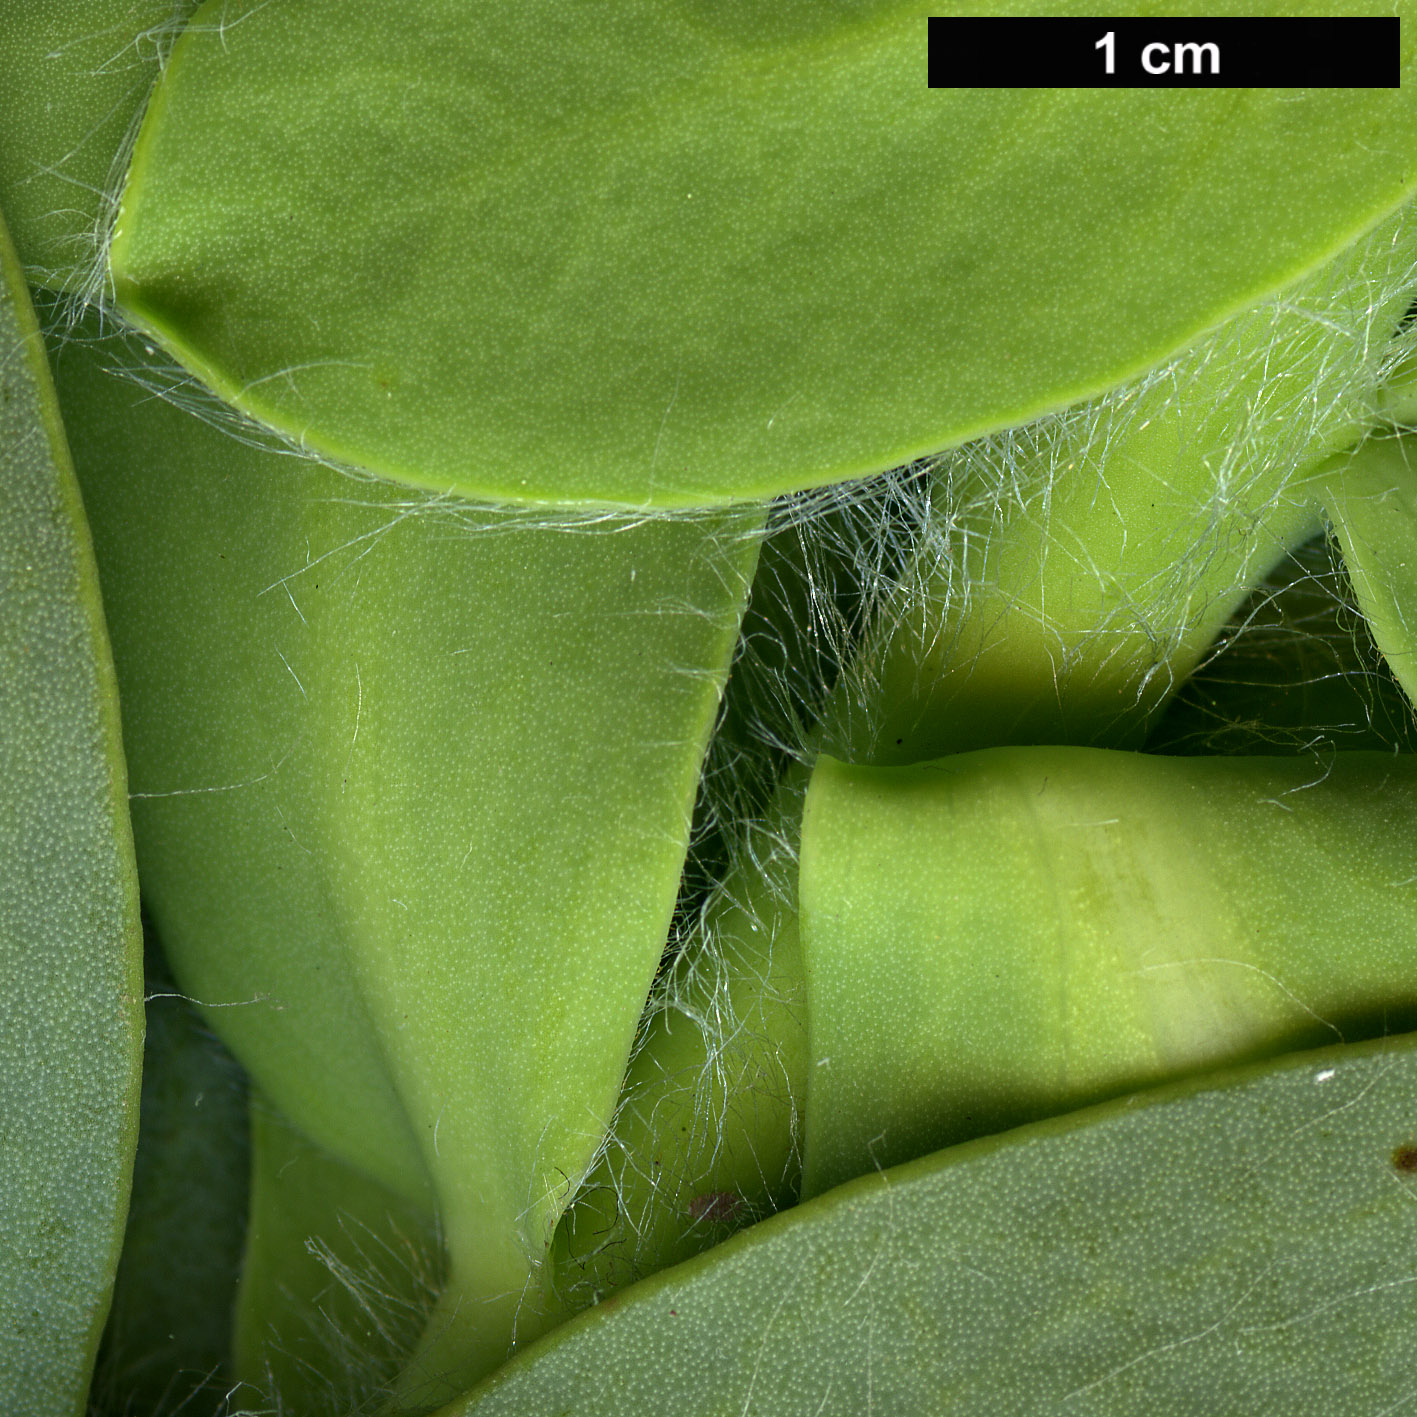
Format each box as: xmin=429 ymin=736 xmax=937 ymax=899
xmin=446 ymin=1032 xmax=1417 ymax=1416
xmin=110 ymin=0 xmax=1417 ymax=507
xmin=0 ymin=213 xmax=142 ymax=1415
xmin=49 ymin=323 xmax=761 ymax=1402
xmin=823 ymin=206 xmax=1417 ymax=765
xmin=233 ymin=1098 xmax=441 ymax=1417
xmin=1322 ymin=432 xmax=1417 ymax=707
xmin=799 ymin=747 xmax=1417 ymax=1198
xmin=0 ymin=0 xmax=199 ymax=288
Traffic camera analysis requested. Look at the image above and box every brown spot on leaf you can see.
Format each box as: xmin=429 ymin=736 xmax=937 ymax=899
xmin=1391 ymin=1143 xmax=1417 ymax=1174
xmin=687 ymin=1191 xmax=742 ymax=1224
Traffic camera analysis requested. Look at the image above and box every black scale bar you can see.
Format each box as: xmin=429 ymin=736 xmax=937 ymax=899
xmin=928 ymin=17 xmax=1399 ymax=88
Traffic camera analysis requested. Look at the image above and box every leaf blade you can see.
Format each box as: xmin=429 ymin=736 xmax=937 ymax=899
xmin=0 ymin=208 xmax=142 ymax=1417
xmin=111 ymin=0 xmax=1417 ymax=506
xmin=446 ymin=1032 xmax=1417 ymax=1416
xmin=799 ymin=747 xmax=1417 ymax=1197
xmin=51 ymin=323 xmax=762 ymax=1401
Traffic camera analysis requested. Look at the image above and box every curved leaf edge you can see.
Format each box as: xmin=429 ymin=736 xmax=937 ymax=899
xmin=0 ymin=203 xmax=144 ymax=1414
xmin=437 ymin=1027 xmax=1415 ymax=1414
xmin=108 ymin=32 xmax=1417 ymax=512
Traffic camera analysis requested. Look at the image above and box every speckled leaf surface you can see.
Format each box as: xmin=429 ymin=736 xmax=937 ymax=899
xmin=799 ymin=748 xmax=1417 ymax=1197
xmin=50 ymin=326 xmax=761 ymax=1398
xmin=0 ymin=215 xmax=142 ymax=1415
xmin=110 ymin=0 xmax=1417 ymax=506
xmin=447 ymin=1032 xmax=1417 ymax=1416
xmin=0 ymin=0 xmax=199 ymax=288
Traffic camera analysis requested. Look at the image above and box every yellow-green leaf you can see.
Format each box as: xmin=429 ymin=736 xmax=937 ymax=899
xmin=110 ymin=0 xmax=1417 ymax=506
xmin=799 ymin=747 xmax=1417 ymax=1196
xmin=51 ymin=324 xmax=761 ymax=1402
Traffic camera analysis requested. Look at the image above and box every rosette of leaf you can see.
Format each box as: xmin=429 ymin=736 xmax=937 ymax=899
xmin=6 ymin=2 xmax=1417 ymax=1412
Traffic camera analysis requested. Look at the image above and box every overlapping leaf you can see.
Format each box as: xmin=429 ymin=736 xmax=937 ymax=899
xmin=52 ymin=325 xmax=761 ymax=1400
xmin=0 ymin=0 xmax=199 ymax=287
xmin=109 ymin=0 xmax=1417 ymax=506
xmin=799 ymin=747 xmax=1417 ymax=1195
xmin=0 ymin=209 xmax=142 ymax=1417
xmin=449 ymin=1033 xmax=1417 ymax=1417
